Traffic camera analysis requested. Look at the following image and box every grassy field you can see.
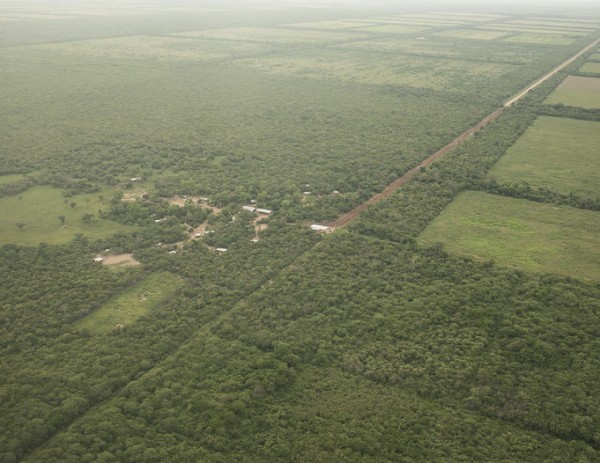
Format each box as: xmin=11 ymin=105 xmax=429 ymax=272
xmin=579 ymin=61 xmax=600 ymax=74
xmin=484 ymin=25 xmax=587 ymax=36
xmin=433 ymin=29 xmax=510 ymax=40
xmin=418 ymin=191 xmax=600 ymax=282
xmin=488 ymin=116 xmax=600 ymax=197
xmin=287 ymin=20 xmax=375 ymax=30
xmin=350 ymin=24 xmax=428 ymax=34
xmin=0 ymin=186 xmax=135 ymax=246
xmin=544 ymin=75 xmax=600 ymax=108
xmin=507 ymin=20 xmax=600 ymax=31
xmin=590 ymin=52 xmax=600 ymax=61
xmin=75 ymin=272 xmax=183 ymax=333
xmin=502 ymin=34 xmax=578 ymax=46
xmin=0 ymin=174 xmax=26 ymax=185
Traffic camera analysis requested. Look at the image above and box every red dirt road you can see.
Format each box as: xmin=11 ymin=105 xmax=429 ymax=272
xmin=327 ymin=38 xmax=600 ymax=230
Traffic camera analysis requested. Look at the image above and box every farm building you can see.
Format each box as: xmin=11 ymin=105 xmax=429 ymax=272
xmin=243 ymin=205 xmax=256 ymax=212
xmin=256 ymin=208 xmax=272 ymax=214
xmin=93 ymin=256 xmax=104 ymax=262
xmin=311 ymin=224 xmax=330 ymax=232
xmin=216 ymin=248 xmax=228 ymax=253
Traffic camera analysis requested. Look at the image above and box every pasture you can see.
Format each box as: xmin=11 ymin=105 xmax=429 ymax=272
xmin=488 ymin=117 xmax=600 ymax=197
xmin=75 ymin=272 xmax=182 ymax=334
xmin=418 ymin=191 xmax=600 ymax=282
xmin=544 ymin=75 xmax=600 ymax=108
xmin=433 ymin=29 xmax=510 ymax=40
xmin=578 ymin=61 xmax=600 ymax=74
xmin=0 ymin=186 xmax=134 ymax=246
xmin=287 ymin=20 xmax=375 ymax=30
xmin=0 ymin=174 xmax=26 ymax=185
xmin=502 ymin=34 xmax=578 ymax=46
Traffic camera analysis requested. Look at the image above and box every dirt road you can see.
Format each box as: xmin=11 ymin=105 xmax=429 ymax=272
xmin=327 ymin=38 xmax=600 ymax=230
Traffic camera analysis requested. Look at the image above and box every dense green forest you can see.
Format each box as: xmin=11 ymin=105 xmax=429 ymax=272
xmin=1 ymin=1 xmax=599 ymax=462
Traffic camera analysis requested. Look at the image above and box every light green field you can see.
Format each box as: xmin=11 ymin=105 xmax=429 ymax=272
xmin=357 ymin=24 xmax=428 ymax=34
xmin=502 ymin=34 xmax=578 ymax=46
xmin=237 ymin=48 xmax=513 ymax=90
xmin=75 ymin=272 xmax=183 ymax=333
xmin=433 ymin=29 xmax=510 ymax=41
xmin=32 ymin=35 xmax=270 ymax=63
xmin=0 ymin=174 xmax=26 ymax=185
xmin=507 ymin=20 xmax=599 ymax=31
xmin=0 ymin=186 xmax=135 ymax=246
xmin=173 ymin=27 xmax=368 ymax=45
xmin=489 ymin=117 xmax=600 ymax=197
xmin=579 ymin=62 xmax=600 ymax=74
xmin=287 ymin=20 xmax=375 ymax=30
xmin=418 ymin=191 xmax=600 ymax=282
xmin=590 ymin=53 xmax=600 ymax=61
xmin=368 ymin=17 xmax=467 ymax=27
xmin=544 ymin=75 xmax=600 ymax=108
xmin=485 ymin=25 xmax=587 ymax=36
xmin=428 ymin=12 xmax=508 ymax=21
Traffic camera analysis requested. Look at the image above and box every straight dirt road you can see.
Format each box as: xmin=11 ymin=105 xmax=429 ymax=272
xmin=327 ymin=37 xmax=600 ymax=230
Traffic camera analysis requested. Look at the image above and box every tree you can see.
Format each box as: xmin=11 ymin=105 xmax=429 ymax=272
xmin=15 ymin=223 xmax=25 ymax=230
xmin=58 ymin=215 xmax=66 ymax=224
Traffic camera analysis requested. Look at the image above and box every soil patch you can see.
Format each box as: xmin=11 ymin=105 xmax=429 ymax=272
xmin=102 ymin=253 xmax=141 ymax=267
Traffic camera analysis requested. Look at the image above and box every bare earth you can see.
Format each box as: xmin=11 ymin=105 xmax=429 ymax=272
xmin=102 ymin=253 xmax=141 ymax=267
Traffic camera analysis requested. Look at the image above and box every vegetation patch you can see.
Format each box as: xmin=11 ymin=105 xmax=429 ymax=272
xmin=418 ymin=191 xmax=600 ymax=282
xmin=173 ymin=27 xmax=367 ymax=45
xmin=0 ymin=186 xmax=135 ymax=246
xmin=0 ymin=174 xmax=26 ymax=185
xmin=287 ymin=20 xmax=375 ymax=30
xmin=75 ymin=272 xmax=182 ymax=333
xmin=578 ymin=61 xmax=600 ymax=74
xmin=433 ymin=29 xmax=510 ymax=40
xmin=544 ymin=75 xmax=600 ymax=108
xmin=359 ymin=24 xmax=429 ymax=34
xmin=501 ymin=33 xmax=579 ymax=46
xmin=488 ymin=116 xmax=600 ymax=197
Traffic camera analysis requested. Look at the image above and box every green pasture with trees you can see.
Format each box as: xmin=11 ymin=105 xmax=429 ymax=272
xmin=544 ymin=75 xmax=600 ymax=108
xmin=1 ymin=1 xmax=600 ymax=462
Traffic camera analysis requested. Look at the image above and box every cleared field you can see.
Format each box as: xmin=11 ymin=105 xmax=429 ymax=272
xmin=508 ymin=20 xmax=599 ymax=31
xmin=336 ymin=37 xmax=544 ymax=64
xmin=502 ymin=34 xmax=578 ymax=46
xmin=590 ymin=53 xmax=600 ymax=61
xmin=489 ymin=117 xmax=600 ymax=197
xmin=173 ymin=27 xmax=368 ymax=45
xmin=427 ymin=12 xmax=508 ymax=21
xmin=0 ymin=186 xmax=135 ymax=246
xmin=354 ymin=24 xmax=429 ymax=34
xmin=544 ymin=75 xmax=600 ymax=108
xmin=579 ymin=61 xmax=600 ymax=74
xmin=433 ymin=29 xmax=510 ymax=41
xmin=484 ymin=25 xmax=587 ymax=36
xmin=287 ymin=20 xmax=376 ymax=30
xmin=418 ymin=191 xmax=600 ymax=282
xmin=75 ymin=272 xmax=182 ymax=333
xmin=368 ymin=17 xmax=467 ymax=26
xmin=32 ymin=35 xmax=270 ymax=63
xmin=237 ymin=48 xmax=514 ymax=90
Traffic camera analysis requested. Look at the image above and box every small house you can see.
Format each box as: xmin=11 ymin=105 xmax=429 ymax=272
xmin=256 ymin=208 xmax=272 ymax=215
xmin=310 ymin=224 xmax=330 ymax=232
xmin=243 ymin=205 xmax=256 ymax=212
xmin=93 ymin=256 xmax=104 ymax=263
xmin=216 ymin=248 xmax=228 ymax=253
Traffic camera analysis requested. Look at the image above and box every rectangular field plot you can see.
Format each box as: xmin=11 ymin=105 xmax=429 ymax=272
xmin=355 ymin=24 xmax=429 ymax=34
xmin=433 ymin=29 xmax=510 ymax=41
xmin=484 ymin=25 xmax=587 ymax=36
xmin=489 ymin=117 xmax=600 ymax=197
xmin=507 ymin=20 xmax=600 ymax=31
xmin=362 ymin=18 xmax=465 ymax=27
xmin=287 ymin=20 xmax=376 ymax=30
xmin=0 ymin=186 xmax=135 ymax=246
xmin=32 ymin=36 xmax=271 ymax=63
xmin=236 ymin=48 xmax=514 ymax=90
xmin=173 ymin=27 xmax=369 ymax=45
xmin=418 ymin=191 xmax=600 ymax=282
xmin=544 ymin=76 xmax=600 ymax=108
xmin=590 ymin=53 xmax=600 ymax=61
xmin=579 ymin=62 xmax=600 ymax=74
xmin=336 ymin=37 xmax=543 ymax=64
xmin=75 ymin=272 xmax=183 ymax=333
xmin=502 ymin=34 xmax=578 ymax=46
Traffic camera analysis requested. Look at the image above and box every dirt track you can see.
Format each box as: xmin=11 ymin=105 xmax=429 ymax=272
xmin=327 ymin=38 xmax=600 ymax=230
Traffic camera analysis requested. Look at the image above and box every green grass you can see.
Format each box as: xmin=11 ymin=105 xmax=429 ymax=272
xmin=485 ymin=25 xmax=587 ymax=36
xmin=418 ymin=191 xmax=600 ymax=282
xmin=433 ymin=29 xmax=510 ymax=41
xmin=287 ymin=20 xmax=375 ymax=30
xmin=0 ymin=186 xmax=135 ymax=246
xmin=359 ymin=24 xmax=428 ymax=34
xmin=501 ymin=33 xmax=578 ymax=46
xmin=579 ymin=61 xmax=600 ymax=74
xmin=544 ymin=75 xmax=600 ymax=108
xmin=488 ymin=116 xmax=600 ymax=197
xmin=0 ymin=174 xmax=26 ymax=185
xmin=75 ymin=272 xmax=183 ymax=333
xmin=590 ymin=53 xmax=600 ymax=61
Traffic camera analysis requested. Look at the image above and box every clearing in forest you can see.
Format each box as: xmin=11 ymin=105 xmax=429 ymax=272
xmin=0 ymin=186 xmax=135 ymax=246
xmin=544 ymin=75 xmax=600 ymax=108
xmin=488 ymin=116 xmax=600 ymax=197
xmin=433 ymin=29 xmax=510 ymax=40
xmin=501 ymin=34 xmax=578 ymax=46
xmin=418 ymin=191 xmax=600 ymax=283
xmin=102 ymin=253 xmax=141 ymax=267
xmin=578 ymin=61 xmax=600 ymax=74
xmin=75 ymin=272 xmax=183 ymax=334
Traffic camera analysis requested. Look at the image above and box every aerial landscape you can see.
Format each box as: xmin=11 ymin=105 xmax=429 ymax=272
xmin=0 ymin=0 xmax=599 ymax=461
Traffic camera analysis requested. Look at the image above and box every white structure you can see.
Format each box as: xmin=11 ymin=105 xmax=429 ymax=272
xmin=93 ymin=256 xmax=104 ymax=263
xmin=243 ymin=205 xmax=256 ymax=212
xmin=310 ymin=224 xmax=330 ymax=232
xmin=130 ymin=177 xmax=141 ymax=182
xmin=256 ymin=208 xmax=272 ymax=215
xmin=169 ymin=250 xmax=177 ymax=254
xmin=215 ymin=248 xmax=228 ymax=253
